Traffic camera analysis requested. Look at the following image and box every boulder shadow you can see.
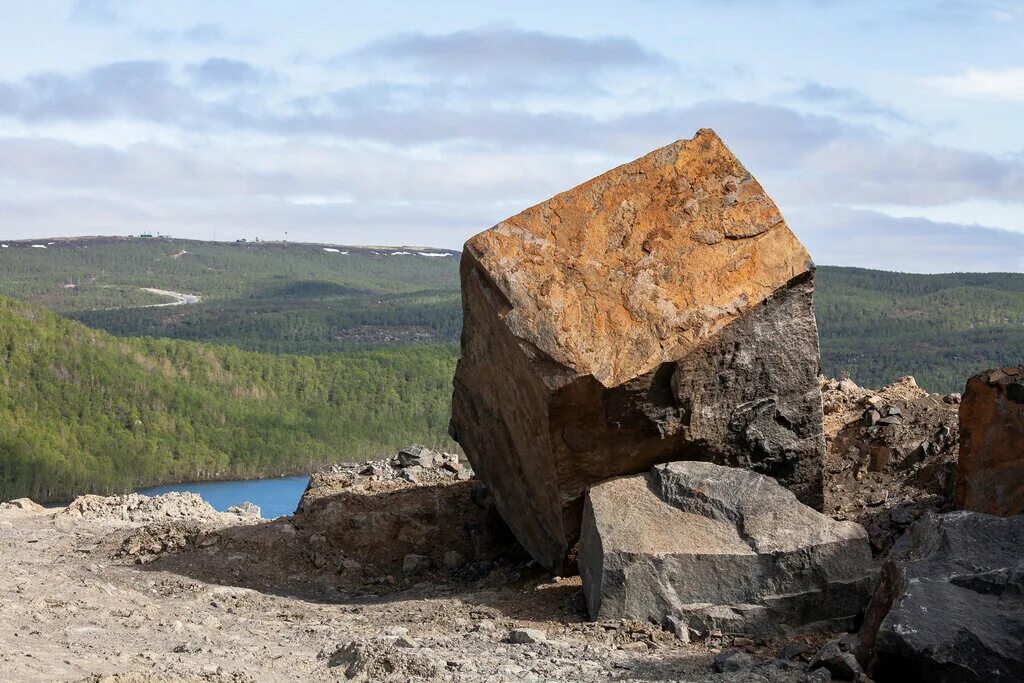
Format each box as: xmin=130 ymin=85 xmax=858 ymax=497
xmin=129 ymin=481 xmax=585 ymax=624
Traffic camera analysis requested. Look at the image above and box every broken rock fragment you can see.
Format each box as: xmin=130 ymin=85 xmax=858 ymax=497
xmin=450 ymin=129 xmax=825 ymax=572
xmin=956 ymin=366 xmax=1024 ymax=516
xmin=579 ymin=462 xmax=874 ymax=637
xmin=857 ymin=511 xmax=1024 ymax=681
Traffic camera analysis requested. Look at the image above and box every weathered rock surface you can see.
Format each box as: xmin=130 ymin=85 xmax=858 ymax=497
xmin=450 ymin=129 xmax=825 ymax=572
xmin=956 ymin=366 xmax=1024 ymax=516
xmin=579 ymin=461 xmax=874 ymax=638
xmin=858 ymin=511 xmax=1024 ymax=682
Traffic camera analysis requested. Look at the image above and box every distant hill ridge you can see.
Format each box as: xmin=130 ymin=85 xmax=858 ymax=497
xmin=1 ymin=236 xmax=1022 ymax=392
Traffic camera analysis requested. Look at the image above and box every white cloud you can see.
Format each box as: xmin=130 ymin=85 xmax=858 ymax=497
xmin=790 ymin=207 xmax=1024 ymax=273
xmin=930 ymin=67 xmax=1024 ymax=103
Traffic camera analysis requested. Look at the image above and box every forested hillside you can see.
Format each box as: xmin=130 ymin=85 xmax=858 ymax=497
xmin=0 ymin=294 xmax=458 ymax=502
xmin=816 ymin=267 xmax=1024 ymax=392
xmin=0 ymin=237 xmax=460 ymax=353
xmin=1 ymin=237 xmax=1023 ymax=395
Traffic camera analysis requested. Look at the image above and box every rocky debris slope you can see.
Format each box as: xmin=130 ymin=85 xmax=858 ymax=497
xmin=821 ymin=375 xmax=960 ymax=554
xmin=451 ymin=128 xmax=825 ymax=573
xmin=292 ymin=445 xmax=525 ymax=581
xmin=857 ymin=511 xmax=1024 ymax=681
xmin=580 ymin=462 xmax=875 ymax=639
xmin=956 ymin=366 xmax=1024 ymax=516
xmin=59 ymin=492 xmax=260 ymax=526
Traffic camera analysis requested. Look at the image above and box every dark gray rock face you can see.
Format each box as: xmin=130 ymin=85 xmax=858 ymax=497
xmin=858 ymin=511 xmax=1024 ymax=682
xmin=451 ymin=273 xmax=825 ymax=574
xmin=580 ymin=461 xmax=874 ymax=638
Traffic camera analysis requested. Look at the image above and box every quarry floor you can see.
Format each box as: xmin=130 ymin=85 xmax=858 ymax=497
xmin=0 ymin=504 xmax=829 ymax=682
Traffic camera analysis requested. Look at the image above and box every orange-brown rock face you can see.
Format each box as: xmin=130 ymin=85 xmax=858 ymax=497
xmin=450 ymin=129 xmax=825 ymax=573
xmin=956 ymin=367 xmax=1024 ymax=516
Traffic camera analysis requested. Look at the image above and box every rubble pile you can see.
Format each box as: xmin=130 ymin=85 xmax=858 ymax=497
xmin=59 ymin=491 xmax=260 ymax=526
xmin=0 ymin=497 xmax=47 ymax=514
xmin=821 ymin=375 xmax=960 ymax=553
xmin=293 ymin=445 xmax=523 ymax=579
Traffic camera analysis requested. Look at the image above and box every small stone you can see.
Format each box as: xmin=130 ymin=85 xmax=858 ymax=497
xmin=889 ymin=506 xmax=915 ymax=525
xmin=581 ymin=462 xmax=874 ymax=637
xmin=778 ymin=642 xmax=809 ymax=661
xmin=397 ymin=445 xmax=437 ymax=468
xmin=226 ymin=502 xmax=261 ymax=518
xmin=663 ymin=616 xmax=690 ymax=643
xmin=383 ymin=626 xmax=409 ymax=636
xmin=805 ymin=668 xmax=832 ymax=682
xmin=338 ymin=558 xmax=362 ymax=574
xmin=862 ymin=409 xmax=881 ymax=427
xmin=394 ymin=635 xmax=419 ymax=648
xmin=713 ymin=649 xmax=757 ymax=673
xmin=401 ymin=466 xmax=424 ymax=483
xmin=809 ymin=641 xmax=861 ymax=681
xmin=311 ymin=552 xmax=327 ymax=569
xmin=443 ymin=550 xmax=464 ymax=568
xmin=402 ymin=553 xmax=431 ymax=574
xmin=473 ymin=620 xmax=495 ymax=632
xmin=508 ymin=628 xmax=546 ymax=644
xmin=838 ymin=378 xmax=859 ymax=393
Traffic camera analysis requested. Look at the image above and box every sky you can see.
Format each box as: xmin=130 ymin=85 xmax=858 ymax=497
xmin=0 ymin=0 xmax=1022 ymax=272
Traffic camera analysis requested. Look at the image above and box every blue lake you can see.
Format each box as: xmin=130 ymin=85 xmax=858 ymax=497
xmin=137 ymin=475 xmax=310 ymax=519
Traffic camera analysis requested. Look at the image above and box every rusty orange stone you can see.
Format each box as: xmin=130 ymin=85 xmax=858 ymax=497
xmin=451 ymin=129 xmax=825 ymax=573
xmin=956 ymin=366 xmax=1024 ymax=516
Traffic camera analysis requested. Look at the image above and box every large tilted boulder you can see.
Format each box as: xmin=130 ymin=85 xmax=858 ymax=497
xmin=857 ymin=511 xmax=1024 ymax=681
xmin=956 ymin=366 xmax=1024 ymax=516
xmin=579 ymin=461 xmax=875 ymax=638
xmin=450 ymin=128 xmax=825 ymax=572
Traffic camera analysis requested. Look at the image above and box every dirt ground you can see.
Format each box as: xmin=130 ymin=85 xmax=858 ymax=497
xmin=1 ymin=376 xmax=960 ymax=682
xmin=0 ymin=497 xmax=831 ymax=682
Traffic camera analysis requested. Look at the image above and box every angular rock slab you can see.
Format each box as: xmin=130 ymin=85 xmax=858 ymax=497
xmin=956 ymin=366 xmax=1024 ymax=516
xmin=858 ymin=511 xmax=1024 ymax=682
xmin=580 ymin=462 xmax=874 ymax=637
xmin=450 ymin=129 xmax=825 ymax=573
